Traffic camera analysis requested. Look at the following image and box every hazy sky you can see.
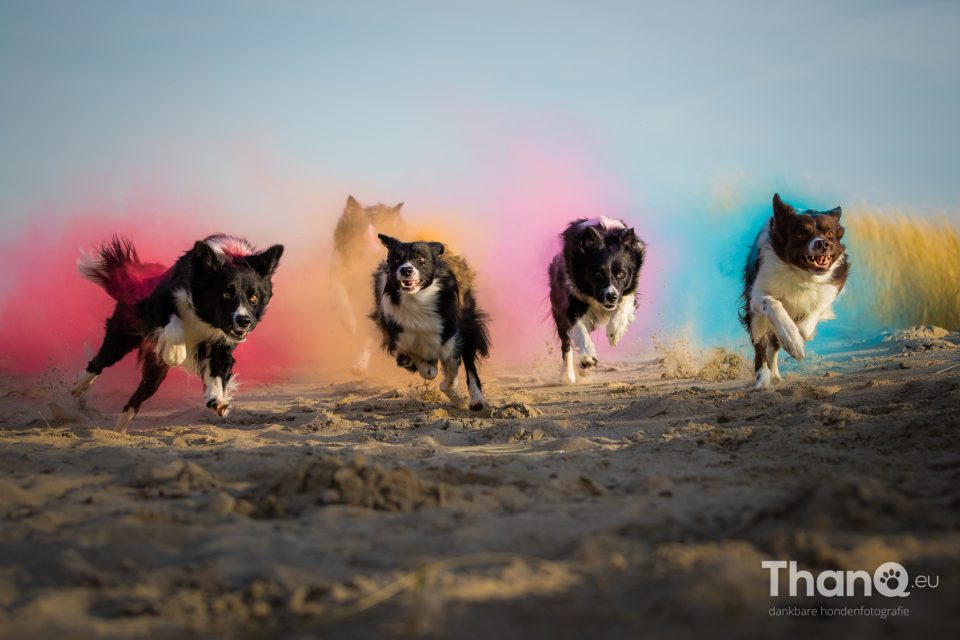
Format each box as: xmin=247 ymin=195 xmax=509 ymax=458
xmin=2 ymin=0 xmax=959 ymax=224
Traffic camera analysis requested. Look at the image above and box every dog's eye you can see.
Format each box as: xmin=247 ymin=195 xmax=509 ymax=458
xmin=796 ymin=232 xmax=808 ymax=240
xmin=594 ymin=270 xmax=604 ymax=278
xmin=417 ymin=257 xmax=426 ymax=265
xmin=249 ymin=293 xmax=258 ymax=303
xmin=616 ymin=271 xmax=626 ymax=279
xmin=222 ymin=291 xmax=232 ymax=300
xmin=825 ymin=230 xmax=834 ymax=238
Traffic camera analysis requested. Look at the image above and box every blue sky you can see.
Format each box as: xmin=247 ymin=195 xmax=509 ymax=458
xmin=1 ymin=0 xmax=958 ymax=346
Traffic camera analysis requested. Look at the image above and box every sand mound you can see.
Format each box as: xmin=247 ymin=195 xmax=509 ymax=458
xmin=654 ymin=336 xmax=747 ymax=381
xmin=251 ymin=454 xmax=451 ymax=517
xmin=887 ymin=325 xmax=960 ymax=351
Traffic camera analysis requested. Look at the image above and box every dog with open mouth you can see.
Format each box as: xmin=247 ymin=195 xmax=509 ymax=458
xmin=548 ymin=217 xmax=646 ymax=385
xmin=741 ymin=193 xmax=850 ymax=389
xmin=372 ymin=234 xmax=491 ymax=410
xmin=71 ymin=234 xmax=283 ymax=432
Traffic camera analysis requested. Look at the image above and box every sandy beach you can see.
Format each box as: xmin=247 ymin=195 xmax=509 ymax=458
xmin=1 ymin=328 xmax=958 ymax=639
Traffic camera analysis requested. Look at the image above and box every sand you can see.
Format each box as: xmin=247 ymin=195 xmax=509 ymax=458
xmin=1 ymin=329 xmax=959 ymax=639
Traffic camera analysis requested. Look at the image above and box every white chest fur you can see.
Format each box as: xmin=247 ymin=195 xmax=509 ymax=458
xmin=154 ymin=289 xmax=236 ymax=374
xmin=750 ymin=228 xmax=842 ymax=323
xmin=379 ymin=281 xmax=448 ymax=360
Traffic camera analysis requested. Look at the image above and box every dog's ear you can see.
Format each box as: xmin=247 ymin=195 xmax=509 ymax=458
xmin=771 ymin=193 xmax=797 ymax=235
xmin=378 ymin=233 xmax=399 ymax=249
xmin=192 ymin=241 xmax=224 ymax=272
xmin=428 ymin=241 xmax=445 ymax=256
xmin=826 ymin=207 xmax=845 ymax=240
xmin=393 ymin=202 xmax=404 ymax=212
xmin=580 ymin=226 xmax=604 ymax=252
xmin=247 ymin=244 xmax=284 ymax=277
xmin=346 ymin=195 xmax=361 ymax=211
xmin=622 ymin=228 xmax=646 ymax=259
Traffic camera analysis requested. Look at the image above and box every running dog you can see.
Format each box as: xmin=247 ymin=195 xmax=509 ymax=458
xmin=548 ymin=217 xmax=646 ymax=384
xmin=741 ymin=193 xmax=849 ymax=389
xmin=372 ymin=234 xmax=491 ymax=410
xmin=71 ymin=234 xmax=283 ymax=432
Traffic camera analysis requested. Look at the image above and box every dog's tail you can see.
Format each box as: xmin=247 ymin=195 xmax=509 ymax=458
xmin=460 ymin=299 xmax=491 ymax=361
xmin=78 ymin=235 xmax=168 ymax=305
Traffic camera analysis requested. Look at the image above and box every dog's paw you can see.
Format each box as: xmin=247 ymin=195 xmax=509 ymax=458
xmin=561 ymin=368 xmax=577 ymax=385
xmin=752 ymin=368 xmax=773 ymax=390
xmin=780 ymin=328 xmax=806 ymax=361
xmin=606 ymin=321 xmax=630 ymax=346
xmin=417 ymin=360 xmax=439 ymax=380
xmin=206 ymin=399 xmax=230 ymax=417
xmin=579 ymin=355 xmax=599 ymax=370
xmin=469 ymin=397 xmax=490 ymax=412
xmin=395 ymin=354 xmax=418 ymax=373
xmin=71 ymin=371 xmax=98 ymax=397
xmin=160 ymin=342 xmax=188 ymax=367
xmin=439 ymin=379 xmax=463 ymax=401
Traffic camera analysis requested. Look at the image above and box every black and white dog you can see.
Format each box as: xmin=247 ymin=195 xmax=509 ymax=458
xmin=741 ymin=193 xmax=849 ymax=389
xmin=71 ymin=234 xmax=284 ymax=432
xmin=372 ymin=234 xmax=491 ymax=410
xmin=548 ymin=217 xmax=646 ymax=385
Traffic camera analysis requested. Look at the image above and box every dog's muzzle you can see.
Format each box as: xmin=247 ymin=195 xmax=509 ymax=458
xmin=601 ymin=287 xmax=620 ymax=310
xmin=229 ymin=313 xmax=254 ymax=340
xmin=396 ymin=264 xmax=422 ymax=292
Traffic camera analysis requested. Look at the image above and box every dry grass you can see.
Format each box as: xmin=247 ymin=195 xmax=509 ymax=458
xmin=845 ymin=208 xmax=960 ymax=330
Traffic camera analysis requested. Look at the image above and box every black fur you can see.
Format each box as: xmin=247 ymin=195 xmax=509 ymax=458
xmin=548 ymin=218 xmax=645 ymax=376
xmin=74 ymin=234 xmax=283 ymax=431
xmin=371 ymin=234 xmax=491 ymax=410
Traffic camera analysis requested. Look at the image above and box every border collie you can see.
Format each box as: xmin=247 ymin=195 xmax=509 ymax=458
xmin=330 ymin=195 xmax=406 ymax=374
xmin=71 ymin=234 xmax=284 ymax=432
xmin=372 ymin=234 xmax=491 ymax=410
xmin=548 ymin=217 xmax=646 ymax=385
xmin=741 ymin=193 xmax=849 ymax=389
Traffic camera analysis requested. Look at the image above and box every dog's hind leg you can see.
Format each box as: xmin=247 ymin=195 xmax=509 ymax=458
xmin=439 ymin=356 xmax=463 ymax=402
xmin=116 ymin=352 xmax=169 ymax=433
xmin=462 ymin=351 xmax=488 ymax=411
xmin=752 ymin=339 xmax=771 ymax=390
xmin=72 ymin=308 xmax=140 ymax=398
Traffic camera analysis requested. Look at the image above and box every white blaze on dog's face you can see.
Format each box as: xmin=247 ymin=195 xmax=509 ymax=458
xmin=378 ymin=234 xmax=445 ymax=295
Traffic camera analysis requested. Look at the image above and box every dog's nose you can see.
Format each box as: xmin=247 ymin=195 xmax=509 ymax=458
xmin=813 ymin=239 xmax=833 ymax=252
xmin=236 ymin=315 xmax=252 ymax=330
xmin=604 ymin=290 xmax=620 ymax=304
xmin=399 ymin=266 xmax=414 ymax=277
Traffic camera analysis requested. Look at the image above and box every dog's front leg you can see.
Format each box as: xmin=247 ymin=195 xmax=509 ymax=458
xmin=606 ymin=293 xmax=636 ymax=346
xmin=156 ymin=315 xmax=188 ymax=366
xmin=201 ymin=344 xmax=236 ymax=417
xmin=570 ymin=320 xmax=598 ymax=369
xmin=753 ymin=295 xmax=805 ymax=361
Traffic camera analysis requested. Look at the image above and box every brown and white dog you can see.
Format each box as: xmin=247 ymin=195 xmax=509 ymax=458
xmin=741 ymin=193 xmax=850 ymax=389
xmin=329 ymin=195 xmax=406 ymax=374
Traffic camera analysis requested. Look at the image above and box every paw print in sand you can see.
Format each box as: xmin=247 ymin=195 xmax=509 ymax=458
xmin=879 ymin=569 xmax=902 ymax=590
